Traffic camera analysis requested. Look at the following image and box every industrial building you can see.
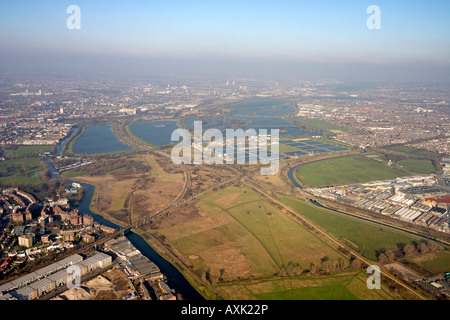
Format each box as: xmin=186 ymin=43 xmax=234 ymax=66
xmin=0 ymin=252 xmax=112 ymax=300
xmin=308 ymin=173 xmax=449 ymax=233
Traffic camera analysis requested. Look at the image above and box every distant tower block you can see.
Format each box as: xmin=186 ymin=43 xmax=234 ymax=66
xmin=226 ymin=81 xmax=229 ymax=86
xmin=60 ymin=107 xmax=64 ymax=114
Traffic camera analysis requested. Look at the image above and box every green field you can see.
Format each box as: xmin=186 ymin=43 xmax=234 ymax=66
xmin=405 ymin=251 xmax=450 ymax=274
xmin=2 ymin=145 xmax=52 ymax=158
xmin=295 ymin=155 xmax=405 ymax=187
xmin=278 ymin=195 xmax=421 ymax=261
xmin=215 ymin=271 xmax=399 ymax=300
xmin=0 ymin=158 xmax=45 ymax=183
xmin=158 ymin=186 xmax=348 ymax=282
xmin=396 ymin=159 xmax=435 ymax=174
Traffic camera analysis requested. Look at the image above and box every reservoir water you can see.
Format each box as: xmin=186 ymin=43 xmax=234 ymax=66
xmin=128 ymin=120 xmax=179 ymax=146
xmin=45 ymin=131 xmax=204 ymax=300
xmin=72 ymin=124 xmax=133 ymax=154
xmin=225 ymin=100 xmax=290 ymax=109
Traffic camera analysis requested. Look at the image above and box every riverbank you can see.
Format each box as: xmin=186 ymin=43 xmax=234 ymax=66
xmin=44 ymin=130 xmax=205 ymax=300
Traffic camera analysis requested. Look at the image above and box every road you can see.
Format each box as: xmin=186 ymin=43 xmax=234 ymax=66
xmin=114 ymin=123 xmax=434 ymax=299
xmin=241 ymin=178 xmax=429 ymax=300
xmin=283 ymin=154 xmax=450 ymax=247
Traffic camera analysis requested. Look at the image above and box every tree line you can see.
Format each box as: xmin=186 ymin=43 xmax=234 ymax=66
xmin=377 ymin=241 xmax=441 ymax=263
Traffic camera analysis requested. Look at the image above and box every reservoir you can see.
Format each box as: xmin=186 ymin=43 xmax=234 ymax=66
xmin=230 ymin=104 xmax=296 ymax=116
xmin=72 ymin=124 xmax=133 ymax=154
xmin=45 ymin=133 xmax=204 ymax=300
xmin=129 ymin=120 xmax=179 ymax=146
xmin=225 ymin=100 xmax=290 ymax=109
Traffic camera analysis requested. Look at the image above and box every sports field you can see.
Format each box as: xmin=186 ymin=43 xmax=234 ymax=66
xmin=278 ymin=195 xmax=421 ymax=261
xmin=295 ymin=155 xmax=405 ymax=187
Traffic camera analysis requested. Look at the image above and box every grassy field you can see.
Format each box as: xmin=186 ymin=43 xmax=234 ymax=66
xmin=72 ymin=153 xmax=183 ymax=225
xmin=295 ymin=155 xmax=405 ymax=187
xmin=405 ymin=251 xmax=450 ymax=274
xmin=2 ymin=145 xmax=53 ymax=158
xmin=278 ymin=195 xmax=422 ymax=261
xmin=396 ymin=159 xmax=435 ymax=174
xmin=0 ymin=158 xmax=45 ymax=184
xmin=214 ymin=271 xmax=400 ymax=300
xmin=158 ymin=185 xmax=349 ymax=283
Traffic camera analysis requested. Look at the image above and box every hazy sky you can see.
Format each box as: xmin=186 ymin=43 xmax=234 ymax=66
xmin=1 ymin=0 xmax=449 ymax=81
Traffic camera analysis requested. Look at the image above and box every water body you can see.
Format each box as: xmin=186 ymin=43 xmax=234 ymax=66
xmin=308 ymin=96 xmax=372 ymax=101
xmin=56 ymin=128 xmax=80 ymax=155
xmin=76 ymin=183 xmax=204 ymax=300
xmin=240 ymin=125 xmax=321 ymax=137
xmin=286 ymin=161 xmax=448 ymax=246
xmin=45 ymin=132 xmax=204 ymax=300
xmin=236 ymin=116 xmax=294 ymax=127
xmin=72 ymin=124 xmax=133 ymax=154
xmin=231 ymin=104 xmax=296 ymax=116
xmin=183 ymin=116 xmax=235 ymax=132
xmin=225 ymin=100 xmax=290 ymax=109
xmin=129 ymin=120 xmax=179 ymax=146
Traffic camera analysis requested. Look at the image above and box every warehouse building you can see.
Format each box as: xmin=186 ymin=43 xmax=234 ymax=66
xmin=30 ymin=278 xmax=54 ymax=296
xmin=12 ymin=285 xmax=37 ymax=300
xmin=9 ymin=272 xmax=40 ymax=290
xmin=47 ymin=270 xmax=68 ymax=288
xmin=75 ymin=252 xmax=112 ymax=275
xmin=0 ymin=252 xmax=111 ymax=300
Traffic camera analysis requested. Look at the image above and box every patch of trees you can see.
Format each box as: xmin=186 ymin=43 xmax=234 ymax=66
xmin=277 ymin=257 xmax=351 ymax=277
xmin=0 ymin=164 xmax=31 ymax=177
xmin=377 ymin=241 xmax=441 ymax=263
xmin=39 ymin=160 xmax=51 ymax=181
xmin=1 ymin=180 xmax=61 ymax=200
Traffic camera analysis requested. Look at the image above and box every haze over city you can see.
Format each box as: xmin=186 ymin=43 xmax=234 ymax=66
xmin=0 ymin=0 xmax=450 ymax=310
xmin=1 ymin=0 xmax=450 ymax=81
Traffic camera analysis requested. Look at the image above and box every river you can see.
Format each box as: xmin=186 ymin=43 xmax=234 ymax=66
xmin=46 ymin=127 xmax=205 ymax=300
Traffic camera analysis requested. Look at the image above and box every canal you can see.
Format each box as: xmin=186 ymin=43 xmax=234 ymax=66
xmin=286 ymin=161 xmax=448 ymax=246
xmin=46 ymin=127 xmax=205 ymax=300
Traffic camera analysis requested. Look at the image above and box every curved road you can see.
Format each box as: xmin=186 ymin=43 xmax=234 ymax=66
xmin=242 ymin=178 xmax=429 ymax=300
xmin=286 ymin=156 xmax=450 ymax=247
